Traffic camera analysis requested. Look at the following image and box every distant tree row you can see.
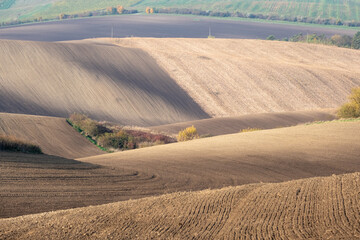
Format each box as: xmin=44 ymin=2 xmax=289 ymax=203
xmin=266 ymin=32 xmax=360 ymax=49
xmin=150 ymin=7 xmax=360 ymax=27
xmin=0 ymin=7 xmax=138 ymax=27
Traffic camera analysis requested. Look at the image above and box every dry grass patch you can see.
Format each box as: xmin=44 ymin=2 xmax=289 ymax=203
xmin=240 ymin=127 xmax=262 ymax=133
xmin=0 ymin=135 xmax=42 ymax=154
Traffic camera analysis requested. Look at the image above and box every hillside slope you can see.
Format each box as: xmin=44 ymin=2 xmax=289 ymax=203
xmin=2 ymin=121 xmax=360 ymax=218
xmin=150 ymin=109 xmax=336 ymax=136
xmin=1 ymin=172 xmax=359 ymax=239
xmin=0 ymin=39 xmax=208 ymax=126
xmin=114 ymin=38 xmax=360 ymax=117
xmin=0 ymin=113 xmax=102 ymax=158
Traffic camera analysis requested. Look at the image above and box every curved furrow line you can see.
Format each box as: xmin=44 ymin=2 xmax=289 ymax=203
xmin=291 ymin=179 xmax=312 ymax=239
xmin=203 ymin=190 xmax=236 ymax=238
xmin=300 ymin=178 xmax=318 ymax=238
xmin=189 ymin=191 xmax=229 ymax=238
xmin=345 ymin=174 xmax=360 ymax=236
xmin=334 ymin=176 xmax=354 ymax=235
xmin=328 ymin=175 xmax=349 ymax=236
xmin=267 ymin=184 xmax=295 ymax=239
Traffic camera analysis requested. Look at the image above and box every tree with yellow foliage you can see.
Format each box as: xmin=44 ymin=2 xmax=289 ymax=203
xmin=177 ymin=126 xmax=199 ymax=141
xmin=338 ymin=87 xmax=360 ymax=118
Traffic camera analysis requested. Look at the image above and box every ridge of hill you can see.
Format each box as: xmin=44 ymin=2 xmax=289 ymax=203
xmin=149 ymin=109 xmax=336 ymax=136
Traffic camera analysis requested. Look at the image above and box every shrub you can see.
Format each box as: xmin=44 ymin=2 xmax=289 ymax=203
xmin=69 ymin=113 xmax=109 ymax=137
xmin=97 ymin=130 xmax=135 ymax=149
xmin=0 ymin=135 xmax=42 ymax=154
xmin=266 ymin=35 xmax=276 ymax=40
xmin=331 ymin=34 xmax=353 ymax=48
xmin=338 ymin=87 xmax=360 ymax=118
xmin=177 ymin=126 xmax=199 ymax=141
xmin=352 ymin=31 xmax=360 ymax=49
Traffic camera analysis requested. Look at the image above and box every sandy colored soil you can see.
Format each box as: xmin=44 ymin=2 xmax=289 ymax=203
xmin=0 ymin=15 xmax=357 ymax=42
xmin=0 ymin=113 xmax=102 ymax=159
xmin=113 ymin=38 xmax=360 ymax=117
xmin=150 ymin=109 xmax=336 ymax=136
xmin=1 ymin=172 xmax=359 ymax=239
xmin=2 ymin=121 xmax=360 ymax=218
xmin=0 ymin=39 xmax=208 ymax=126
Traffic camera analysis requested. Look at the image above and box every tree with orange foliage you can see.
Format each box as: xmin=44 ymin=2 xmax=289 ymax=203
xmin=117 ymin=5 xmax=124 ymax=14
xmin=146 ymin=7 xmax=154 ymax=14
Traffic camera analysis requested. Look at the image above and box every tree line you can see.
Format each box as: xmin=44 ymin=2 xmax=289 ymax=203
xmin=266 ymin=32 xmax=360 ymax=49
xmin=149 ymin=7 xmax=360 ymax=27
xmin=0 ymin=6 xmax=138 ymax=27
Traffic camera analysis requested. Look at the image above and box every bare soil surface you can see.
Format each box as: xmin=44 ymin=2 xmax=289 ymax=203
xmin=1 ymin=121 xmax=360 ymax=219
xmin=1 ymin=172 xmax=359 ymax=239
xmin=0 ymin=15 xmax=357 ymax=42
xmin=0 ymin=39 xmax=208 ymax=126
xmin=150 ymin=109 xmax=336 ymax=136
xmin=113 ymin=38 xmax=360 ymax=117
xmin=0 ymin=113 xmax=102 ymax=159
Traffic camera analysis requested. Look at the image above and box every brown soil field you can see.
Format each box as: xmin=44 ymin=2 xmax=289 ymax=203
xmin=150 ymin=109 xmax=336 ymax=136
xmin=0 ymin=39 xmax=208 ymax=126
xmin=0 ymin=15 xmax=357 ymax=42
xmin=0 ymin=113 xmax=102 ymax=159
xmin=1 ymin=171 xmax=359 ymax=239
xmin=1 ymin=121 xmax=360 ymax=219
xmin=113 ymin=38 xmax=360 ymax=117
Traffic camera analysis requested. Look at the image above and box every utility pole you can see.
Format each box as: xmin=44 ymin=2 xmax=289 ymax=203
xmin=111 ymin=26 xmax=114 ymax=38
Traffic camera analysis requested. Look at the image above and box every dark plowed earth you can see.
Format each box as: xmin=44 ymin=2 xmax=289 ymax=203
xmin=0 ymin=39 xmax=208 ymax=126
xmin=1 ymin=172 xmax=359 ymax=239
xmin=0 ymin=15 xmax=357 ymax=42
xmin=1 ymin=122 xmax=360 ymax=218
xmin=0 ymin=113 xmax=103 ymax=159
xmin=150 ymin=109 xmax=336 ymax=136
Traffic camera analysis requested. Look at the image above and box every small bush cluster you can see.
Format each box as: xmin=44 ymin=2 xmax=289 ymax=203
xmin=68 ymin=113 xmax=174 ymax=151
xmin=177 ymin=126 xmax=199 ymax=141
xmin=266 ymin=32 xmax=360 ymax=49
xmin=240 ymin=128 xmax=262 ymax=133
xmin=338 ymin=87 xmax=360 ymax=118
xmin=0 ymin=135 xmax=42 ymax=154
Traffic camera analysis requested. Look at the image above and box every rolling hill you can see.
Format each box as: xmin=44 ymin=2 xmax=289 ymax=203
xmin=114 ymin=38 xmax=360 ymax=117
xmin=1 ymin=171 xmax=359 ymax=239
xmin=0 ymin=39 xmax=208 ymax=126
xmin=2 ymin=121 xmax=360 ymax=218
xmin=0 ymin=112 xmax=103 ymax=158
xmin=1 ymin=0 xmax=360 ymax=23
xmin=1 ymin=38 xmax=359 ymax=126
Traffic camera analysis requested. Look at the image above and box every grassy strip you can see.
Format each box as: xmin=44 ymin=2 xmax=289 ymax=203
xmin=66 ymin=119 xmax=111 ymax=152
xmin=0 ymin=135 xmax=42 ymax=154
xmin=152 ymin=13 xmax=360 ymax=31
xmin=305 ymin=118 xmax=360 ymax=125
